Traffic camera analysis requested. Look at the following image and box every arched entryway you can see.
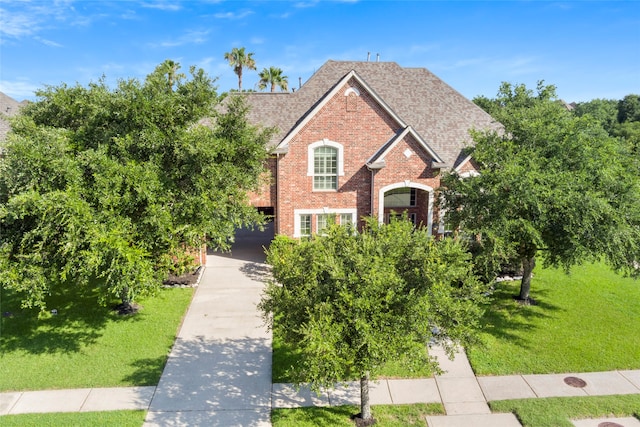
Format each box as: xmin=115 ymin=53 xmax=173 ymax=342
xmin=378 ymin=181 xmax=434 ymax=235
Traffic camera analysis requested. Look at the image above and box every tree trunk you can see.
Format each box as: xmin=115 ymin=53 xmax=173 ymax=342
xmin=120 ymin=286 xmax=131 ymax=306
xmin=115 ymin=286 xmax=138 ymax=315
xmin=360 ymin=371 xmax=372 ymax=422
xmin=518 ymin=256 xmax=536 ymax=302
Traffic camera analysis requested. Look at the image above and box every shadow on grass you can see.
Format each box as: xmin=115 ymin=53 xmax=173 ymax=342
xmin=0 ymin=281 xmax=141 ymax=355
xmin=122 ymin=356 xmax=168 ymax=386
xmin=272 ymin=403 xmax=445 ymax=427
xmin=272 ymin=405 xmax=357 ymax=427
xmin=477 ymin=279 xmax=563 ymax=350
xmin=272 ymin=331 xmax=304 ymax=383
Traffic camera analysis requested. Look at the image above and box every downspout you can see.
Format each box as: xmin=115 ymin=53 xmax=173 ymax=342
xmin=275 ymin=153 xmax=280 ymax=235
xmin=370 ymin=168 xmax=375 ymax=220
xmin=366 ymin=161 xmax=385 ymax=223
xmin=272 ymin=145 xmax=289 ymax=235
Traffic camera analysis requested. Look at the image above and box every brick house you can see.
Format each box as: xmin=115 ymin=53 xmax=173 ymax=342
xmin=242 ymin=60 xmax=498 ymax=238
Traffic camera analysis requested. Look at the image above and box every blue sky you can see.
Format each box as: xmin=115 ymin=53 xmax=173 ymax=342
xmin=1 ymin=1 xmax=638 ymax=103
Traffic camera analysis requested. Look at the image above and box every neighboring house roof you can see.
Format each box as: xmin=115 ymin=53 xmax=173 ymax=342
xmin=243 ymin=60 xmax=500 ymax=169
xmin=0 ymin=92 xmax=28 ymax=142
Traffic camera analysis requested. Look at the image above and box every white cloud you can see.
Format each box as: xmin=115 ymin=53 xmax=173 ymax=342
xmin=151 ymin=30 xmax=211 ymax=48
xmin=140 ymin=1 xmax=182 ymax=12
xmin=120 ymin=9 xmax=139 ymax=20
xmin=294 ymin=1 xmax=320 ymax=8
xmin=273 ymin=12 xmax=291 ymax=19
xmin=431 ymin=55 xmax=542 ymax=78
xmin=34 ymin=36 xmax=63 ymax=48
xmin=493 ymin=56 xmax=543 ymax=76
xmin=0 ymin=79 xmax=41 ymax=101
xmin=0 ymin=7 xmax=41 ymax=37
xmin=213 ymin=10 xmax=254 ymax=19
xmin=0 ymin=1 xmax=99 ymax=41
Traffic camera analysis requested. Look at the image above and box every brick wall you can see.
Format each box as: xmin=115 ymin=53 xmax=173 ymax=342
xmin=247 ymin=156 xmax=277 ymax=207
xmin=456 ymin=156 xmax=480 ymax=175
xmin=271 ymin=78 xmax=443 ymax=236
xmin=373 ymin=133 xmax=441 ymax=234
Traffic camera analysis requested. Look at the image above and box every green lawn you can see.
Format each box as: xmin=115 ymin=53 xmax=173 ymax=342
xmin=0 ymin=410 xmax=146 ymax=427
xmin=272 ymin=403 xmax=444 ymax=426
xmin=0 ymin=284 xmax=194 ymax=391
xmin=490 ymin=395 xmax=640 ymax=427
xmin=272 ymin=331 xmax=433 ymax=383
xmin=468 ymin=262 xmax=640 ymax=375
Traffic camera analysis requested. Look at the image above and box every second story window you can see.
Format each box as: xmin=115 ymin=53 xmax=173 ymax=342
xmin=308 ymin=139 xmax=344 ymax=191
xmin=313 ymin=146 xmax=337 ymax=190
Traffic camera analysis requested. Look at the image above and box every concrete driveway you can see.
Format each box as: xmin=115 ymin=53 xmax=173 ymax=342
xmin=144 ymin=224 xmax=274 ymax=427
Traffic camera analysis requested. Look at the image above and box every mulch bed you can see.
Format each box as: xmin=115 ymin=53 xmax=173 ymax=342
xmin=162 ymin=266 xmax=203 ymax=288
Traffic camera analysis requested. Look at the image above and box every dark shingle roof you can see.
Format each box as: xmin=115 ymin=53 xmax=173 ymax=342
xmin=0 ymin=92 xmax=27 ymax=142
xmin=244 ymin=60 xmax=499 ymax=169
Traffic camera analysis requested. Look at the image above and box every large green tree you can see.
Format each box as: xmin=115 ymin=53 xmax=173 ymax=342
xmin=573 ymin=98 xmax=618 ymax=133
xmin=224 ymin=47 xmax=257 ymax=91
xmin=443 ymin=82 xmax=640 ymax=303
xmin=574 ymin=94 xmax=640 ymax=155
xmin=258 ymin=66 xmax=289 ymax=93
xmin=0 ymin=60 xmax=272 ymax=311
xmin=259 ymin=218 xmax=487 ymax=425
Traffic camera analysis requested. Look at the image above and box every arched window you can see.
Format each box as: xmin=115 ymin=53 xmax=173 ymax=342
xmin=308 ymin=139 xmax=344 ymax=191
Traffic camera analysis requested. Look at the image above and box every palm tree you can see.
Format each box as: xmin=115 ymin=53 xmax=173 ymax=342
xmin=258 ymin=67 xmax=289 ymax=93
xmin=161 ymin=59 xmax=184 ymax=91
xmin=224 ymin=47 xmax=257 ymax=91
xmin=146 ymin=59 xmax=185 ymax=92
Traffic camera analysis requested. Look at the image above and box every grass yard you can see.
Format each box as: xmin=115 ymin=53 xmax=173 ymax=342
xmin=271 ymin=403 xmax=444 ymax=426
xmin=490 ymin=395 xmax=640 ymax=427
xmin=0 ymin=410 xmax=146 ymax=427
xmin=0 ymin=284 xmax=194 ymax=391
xmin=272 ymin=331 xmax=433 ymax=383
xmin=468 ymin=262 xmax=640 ymax=375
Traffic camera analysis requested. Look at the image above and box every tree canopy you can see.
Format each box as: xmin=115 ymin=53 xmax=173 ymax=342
xmin=259 ymin=218 xmax=487 ymax=424
xmin=443 ymin=82 xmax=640 ymax=302
xmin=574 ymin=94 xmax=640 ymax=156
xmin=0 ymin=60 xmax=272 ymax=311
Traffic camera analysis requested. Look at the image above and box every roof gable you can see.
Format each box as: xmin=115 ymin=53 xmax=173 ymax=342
xmin=366 ymin=126 xmax=445 ymax=169
xmin=275 ymin=70 xmax=409 ymax=152
xmin=243 ymin=60 xmax=500 ymax=168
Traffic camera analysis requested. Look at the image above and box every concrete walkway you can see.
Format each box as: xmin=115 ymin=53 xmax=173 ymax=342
xmin=143 ymin=226 xmax=274 ymax=426
xmin=2 ymin=225 xmax=640 ymax=426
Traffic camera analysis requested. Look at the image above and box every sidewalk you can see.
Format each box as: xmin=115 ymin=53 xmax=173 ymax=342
xmin=271 ymin=348 xmax=640 ymax=427
xmin=3 ymin=366 xmax=640 ymax=424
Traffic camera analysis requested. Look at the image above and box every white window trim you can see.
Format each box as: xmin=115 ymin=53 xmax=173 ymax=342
xmin=293 ymin=208 xmax=357 ymax=238
xmin=384 ymin=187 xmax=417 ymax=208
xmin=378 ymin=182 xmax=434 ymax=236
xmin=459 ymin=170 xmax=480 ymax=178
xmin=344 ymin=87 xmax=360 ymax=97
xmin=307 ymin=139 xmax=345 ymax=178
xmin=438 ymin=207 xmax=447 ymax=235
xmin=298 ymin=213 xmax=312 ymax=237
